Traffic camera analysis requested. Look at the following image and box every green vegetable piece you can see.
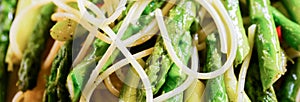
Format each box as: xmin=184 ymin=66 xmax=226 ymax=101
xmin=50 ymin=2 xmax=79 ymax=41
xmin=276 ymin=58 xmax=300 ymax=102
xmin=45 ymin=40 xmax=73 ymax=102
xmin=202 ymin=33 xmax=229 ymax=102
xmin=50 ymin=19 xmax=78 ymax=41
xmin=0 ymin=0 xmax=17 ymax=101
xmin=159 ymin=1 xmax=196 ymax=101
xmin=68 ymin=1 xmax=164 ymax=101
xmin=222 ymin=0 xmax=250 ymax=66
xmin=143 ymin=37 xmax=172 ymax=94
xmin=68 ymin=39 xmax=109 ymax=102
xmin=281 ymin=0 xmax=300 ymax=24
xmin=17 ymin=3 xmax=55 ymax=91
xmin=271 ymin=7 xmax=300 ymax=51
xmin=249 ymin=0 xmax=286 ymax=91
xmin=245 ymin=60 xmax=278 ymax=102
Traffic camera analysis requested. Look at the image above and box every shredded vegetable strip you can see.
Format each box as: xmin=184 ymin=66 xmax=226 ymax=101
xmin=237 ymin=24 xmax=256 ymax=101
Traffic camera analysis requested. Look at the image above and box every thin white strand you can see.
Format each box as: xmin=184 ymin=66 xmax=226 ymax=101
xmin=52 ymin=0 xmax=80 ymax=16
xmin=84 ymin=0 xmax=106 ymax=19
xmin=198 ymin=0 xmax=228 ymax=53
xmin=237 ymin=24 xmax=256 ymax=101
xmin=96 ymin=48 xmax=154 ymax=85
xmin=103 ymin=0 xmax=127 ymax=25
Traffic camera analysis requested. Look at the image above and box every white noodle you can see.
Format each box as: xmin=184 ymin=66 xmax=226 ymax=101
xmin=42 ymin=41 xmax=64 ymax=70
xmin=84 ymin=0 xmax=106 ymax=18
xmin=130 ymin=0 xmax=152 ymax=24
xmin=96 ymin=48 xmax=153 ymax=84
xmin=154 ymin=46 xmax=199 ymax=101
xmin=12 ymin=91 xmax=24 ymax=102
xmin=103 ymin=0 xmax=126 ymax=25
xmin=237 ymin=24 xmax=256 ymax=101
xmin=199 ymin=0 xmax=228 ymax=53
xmin=52 ymin=0 xmax=81 ymax=17
xmin=72 ymin=32 xmax=95 ymax=67
xmin=77 ymin=0 xmax=105 ymax=29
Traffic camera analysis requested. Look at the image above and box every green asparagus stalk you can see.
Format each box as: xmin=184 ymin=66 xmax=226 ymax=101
xmin=202 ymin=33 xmax=229 ymax=102
xmin=249 ymin=0 xmax=286 ymax=91
xmin=222 ymin=0 xmax=250 ymax=66
xmin=45 ymin=40 xmax=73 ymax=102
xmin=276 ymin=58 xmax=300 ymax=102
xmin=271 ymin=7 xmax=300 ymax=51
xmin=159 ymin=1 xmax=196 ymax=101
xmin=245 ymin=60 xmax=278 ymax=102
xmin=281 ymin=0 xmax=300 ymax=24
xmin=68 ymin=39 xmax=109 ymax=102
xmin=17 ymin=3 xmax=55 ymax=91
xmin=141 ymin=37 xmax=172 ymax=95
xmin=0 ymin=0 xmax=17 ymax=101
xmin=67 ymin=1 xmax=164 ymax=101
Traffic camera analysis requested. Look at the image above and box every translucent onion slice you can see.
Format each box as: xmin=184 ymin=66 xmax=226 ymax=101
xmin=72 ymin=33 xmax=95 ymax=67
xmin=237 ymin=24 xmax=256 ymax=101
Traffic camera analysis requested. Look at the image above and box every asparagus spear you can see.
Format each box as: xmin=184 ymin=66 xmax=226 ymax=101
xmin=45 ymin=40 xmax=73 ymax=102
xmin=0 ymin=0 xmax=17 ymax=101
xmin=271 ymin=7 xmax=300 ymax=51
xmin=276 ymin=58 xmax=300 ymax=102
xmin=245 ymin=60 xmax=278 ymax=102
xmin=202 ymin=33 xmax=229 ymax=102
xmin=68 ymin=39 xmax=109 ymax=102
xmin=222 ymin=0 xmax=250 ymax=66
xmin=68 ymin=1 xmax=164 ymax=101
xmin=159 ymin=1 xmax=196 ymax=101
xmin=281 ymin=0 xmax=300 ymax=24
xmin=249 ymin=0 xmax=286 ymax=91
xmin=17 ymin=3 xmax=55 ymax=91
